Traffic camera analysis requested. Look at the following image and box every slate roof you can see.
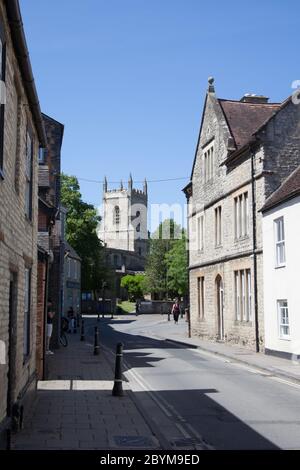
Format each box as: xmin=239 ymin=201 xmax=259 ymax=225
xmin=65 ymin=241 xmax=81 ymax=261
xmin=262 ymin=165 xmax=300 ymax=212
xmin=218 ymin=99 xmax=281 ymax=149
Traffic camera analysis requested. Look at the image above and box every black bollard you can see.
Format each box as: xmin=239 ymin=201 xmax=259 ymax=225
xmin=80 ymin=319 xmax=85 ymax=341
xmin=112 ymin=343 xmax=124 ymax=397
xmin=94 ymin=326 xmax=100 ymax=355
xmin=168 ymin=311 xmax=170 ymax=321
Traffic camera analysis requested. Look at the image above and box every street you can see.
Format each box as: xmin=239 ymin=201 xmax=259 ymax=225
xmin=99 ymin=314 xmax=300 ymax=450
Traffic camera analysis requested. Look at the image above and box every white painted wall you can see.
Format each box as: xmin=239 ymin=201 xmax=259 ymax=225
xmin=263 ymin=195 xmax=300 ymax=357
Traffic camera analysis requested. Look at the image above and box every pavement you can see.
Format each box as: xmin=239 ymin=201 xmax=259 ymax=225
xmin=12 ymin=319 xmax=161 ymax=450
xmin=146 ymin=314 xmax=300 ymax=385
xmin=12 ymin=313 xmax=300 ymax=450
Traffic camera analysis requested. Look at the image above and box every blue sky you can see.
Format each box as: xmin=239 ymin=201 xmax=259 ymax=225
xmin=21 ymin=0 xmax=300 ymax=230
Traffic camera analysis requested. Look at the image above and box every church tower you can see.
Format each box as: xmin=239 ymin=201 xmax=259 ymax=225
xmin=98 ymin=175 xmax=148 ymax=257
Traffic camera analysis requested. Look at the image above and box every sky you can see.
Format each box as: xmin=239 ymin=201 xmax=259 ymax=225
xmin=20 ymin=0 xmax=300 ymax=231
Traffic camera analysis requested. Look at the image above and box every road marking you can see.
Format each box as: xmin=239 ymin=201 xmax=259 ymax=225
xmin=268 ymin=376 xmax=300 ymax=389
xmin=122 ymin=356 xmax=213 ymax=449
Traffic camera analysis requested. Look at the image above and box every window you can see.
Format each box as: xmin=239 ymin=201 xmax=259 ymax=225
xmin=114 ymin=206 xmax=120 ymax=225
xmin=67 ymin=258 xmax=71 ymax=278
xmin=274 ymin=217 xmax=285 ymax=267
xmin=234 ymin=192 xmax=249 ymax=239
xmin=197 ymin=277 xmax=205 ymax=319
xmin=25 ymin=129 xmax=33 ymax=220
xmin=197 ymin=215 xmax=204 ymax=251
xmin=0 ymin=23 xmax=6 ymax=177
xmin=277 ymin=300 xmax=290 ymax=339
xmin=215 ymin=206 xmax=222 ymax=246
xmin=23 ymin=268 xmax=31 ymax=357
xmin=74 ymin=260 xmax=77 ymax=280
xmin=14 ymin=86 xmax=21 ymax=192
xmin=38 ymin=147 xmax=46 ymax=164
xmin=234 ymin=269 xmax=252 ymax=322
xmin=204 ymin=144 xmax=214 ymax=182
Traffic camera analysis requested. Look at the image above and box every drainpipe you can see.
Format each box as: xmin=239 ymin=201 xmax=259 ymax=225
xmin=42 ymin=253 xmax=49 ymax=380
xmin=184 ymin=189 xmax=191 ymax=338
xmin=250 ymin=147 xmax=260 ymax=353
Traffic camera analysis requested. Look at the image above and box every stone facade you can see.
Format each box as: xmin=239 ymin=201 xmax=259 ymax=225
xmin=63 ymin=242 xmax=81 ymax=317
xmin=98 ymin=175 xmax=148 ymax=259
xmin=98 ymin=175 xmax=148 ymax=298
xmin=36 ymin=113 xmax=64 ymax=374
xmin=185 ymin=79 xmax=300 ymax=351
xmin=0 ymin=0 xmax=46 ymax=448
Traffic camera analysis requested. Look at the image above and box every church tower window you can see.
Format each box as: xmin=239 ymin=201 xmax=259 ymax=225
xmin=114 ymin=206 xmax=120 ymax=225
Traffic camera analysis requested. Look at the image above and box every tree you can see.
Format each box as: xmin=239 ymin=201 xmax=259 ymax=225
xmin=120 ymin=274 xmax=146 ymax=301
xmin=144 ymin=219 xmax=184 ymax=299
xmin=165 ymin=234 xmax=188 ymax=297
xmin=61 ymin=174 xmax=109 ymax=297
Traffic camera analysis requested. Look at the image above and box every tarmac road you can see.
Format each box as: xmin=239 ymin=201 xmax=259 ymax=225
xmin=98 ymin=314 xmax=300 ymax=450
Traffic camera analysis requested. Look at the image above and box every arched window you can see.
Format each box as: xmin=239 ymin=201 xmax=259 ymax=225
xmin=114 ymin=206 xmax=120 ymax=225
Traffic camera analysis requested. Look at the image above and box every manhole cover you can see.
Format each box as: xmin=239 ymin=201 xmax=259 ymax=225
xmin=113 ymin=436 xmax=156 ymax=447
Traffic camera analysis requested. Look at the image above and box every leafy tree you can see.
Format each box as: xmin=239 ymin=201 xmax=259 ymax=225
xmin=120 ymin=274 xmax=146 ymax=301
xmin=165 ymin=234 xmax=188 ymax=297
xmin=144 ymin=219 xmax=184 ymax=299
xmin=61 ymin=174 xmax=109 ymax=297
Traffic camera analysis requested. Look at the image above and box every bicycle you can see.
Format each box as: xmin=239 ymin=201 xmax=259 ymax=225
xmin=59 ymin=316 xmax=69 ymax=347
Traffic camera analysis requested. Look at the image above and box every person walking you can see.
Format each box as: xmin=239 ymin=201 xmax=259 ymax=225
xmin=67 ymin=306 xmax=76 ymax=333
xmin=172 ymin=299 xmax=180 ymax=324
xmin=46 ymin=300 xmax=55 ymax=355
xmin=135 ymin=299 xmax=140 ymax=316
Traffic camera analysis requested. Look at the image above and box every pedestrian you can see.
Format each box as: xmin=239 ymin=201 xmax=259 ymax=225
xmin=67 ymin=306 xmax=76 ymax=333
xmin=135 ymin=299 xmax=140 ymax=316
xmin=172 ymin=298 xmax=180 ymax=324
xmin=46 ymin=299 xmax=55 ymax=355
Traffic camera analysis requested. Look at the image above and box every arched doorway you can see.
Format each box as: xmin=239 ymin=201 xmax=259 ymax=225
xmin=216 ymin=275 xmax=224 ymax=341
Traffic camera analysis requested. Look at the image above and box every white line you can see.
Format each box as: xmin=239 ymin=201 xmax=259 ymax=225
xmin=268 ymin=376 xmax=300 ymax=389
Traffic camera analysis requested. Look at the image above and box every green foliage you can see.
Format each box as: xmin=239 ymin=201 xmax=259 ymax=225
xmin=165 ymin=235 xmax=188 ymax=297
xmin=120 ymin=274 xmax=146 ymax=301
xmin=61 ymin=174 xmax=110 ymax=293
xmin=144 ymin=219 xmax=187 ymax=299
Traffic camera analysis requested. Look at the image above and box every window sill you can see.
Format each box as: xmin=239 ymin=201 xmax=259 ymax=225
xmin=25 ymin=215 xmax=33 ymax=225
xmin=279 ymin=336 xmax=291 ymax=341
xmin=234 ymin=320 xmax=253 ymax=327
xmin=215 ymin=244 xmax=223 ymax=249
xmin=23 ymin=353 xmax=32 ymax=366
xmin=275 ymin=264 xmax=286 ymax=270
xmin=234 ymin=235 xmax=250 ymax=242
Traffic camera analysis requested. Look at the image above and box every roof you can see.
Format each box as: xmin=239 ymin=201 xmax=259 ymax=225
xmin=4 ymin=1 xmax=47 ymax=146
xmin=218 ymin=99 xmax=281 ymax=149
xmin=262 ymin=165 xmax=300 ymax=212
xmin=65 ymin=241 xmax=81 ymax=261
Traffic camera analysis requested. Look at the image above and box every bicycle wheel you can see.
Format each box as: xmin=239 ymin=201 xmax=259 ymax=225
xmin=59 ymin=332 xmax=68 ymax=347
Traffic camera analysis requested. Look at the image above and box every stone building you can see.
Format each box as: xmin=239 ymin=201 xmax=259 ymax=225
xmin=0 ymin=0 xmax=47 ymax=448
xmin=38 ymin=114 xmax=64 ymax=352
xmin=184 ymin=78 xmax=300 ymax=351
xmin=63 ymin=241 xmax=81 ymax=318
xmin=36 ymin=113 xmax=64 ymax=379
xmin=97 ymin=175 xmax=148 ymax=298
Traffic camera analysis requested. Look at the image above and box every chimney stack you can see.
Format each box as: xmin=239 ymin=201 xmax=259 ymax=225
xmin=240 ymin=94 xmax=269 ymax=104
